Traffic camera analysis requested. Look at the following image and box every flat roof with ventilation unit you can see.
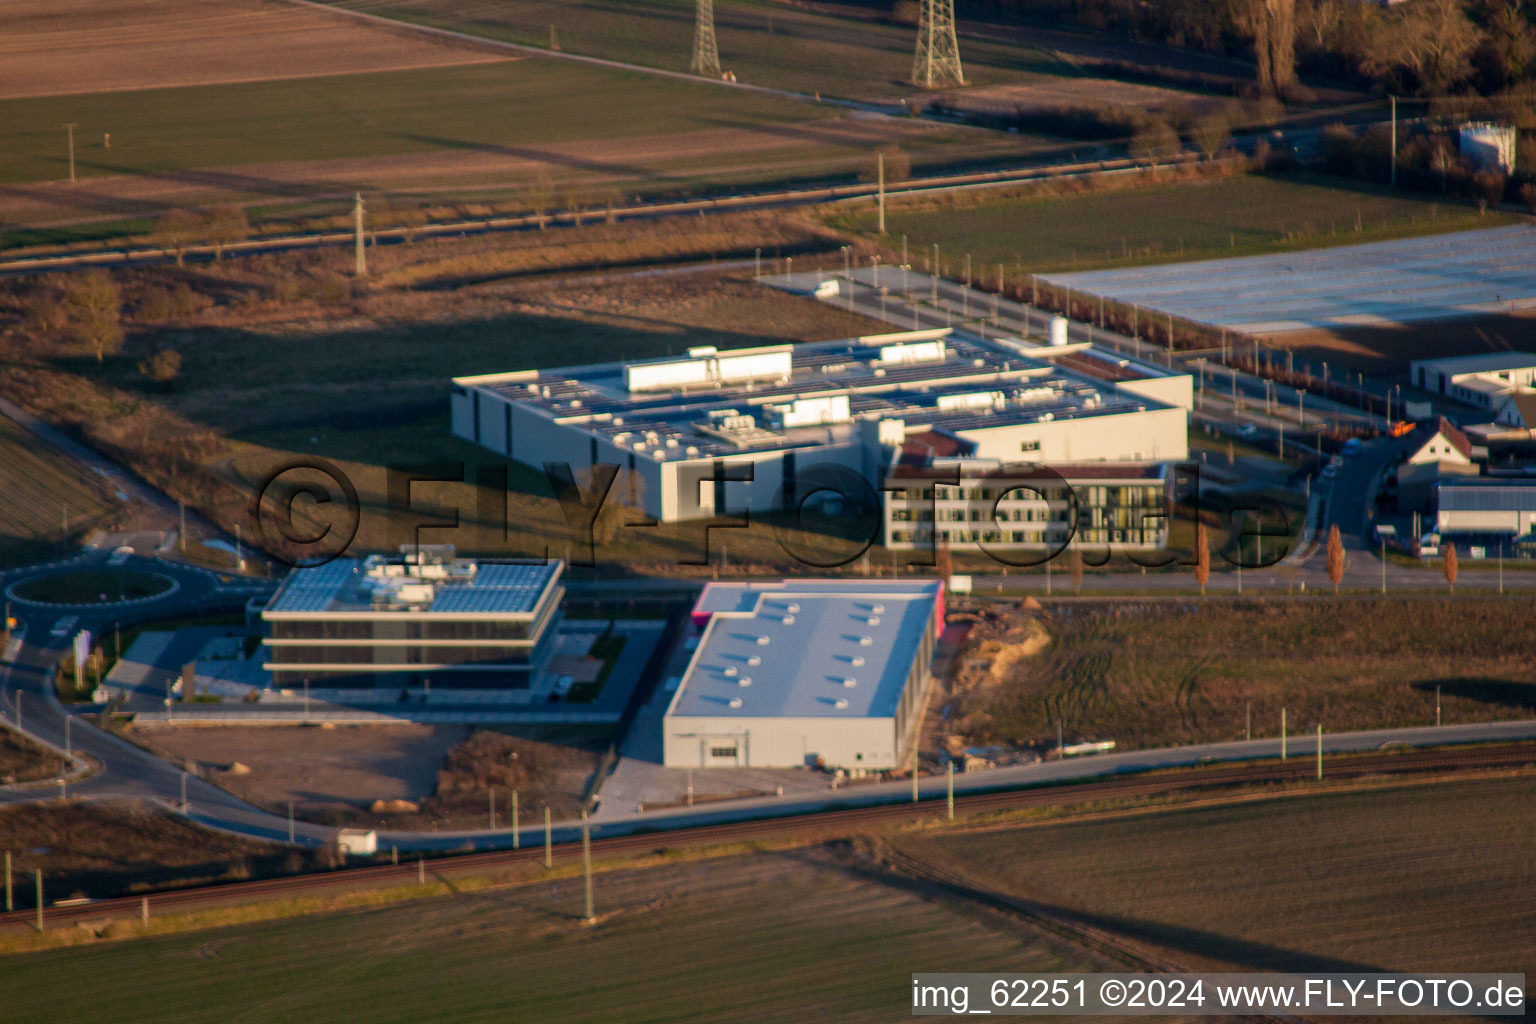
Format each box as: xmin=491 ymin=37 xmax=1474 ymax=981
xmin=669 ymin=580 xmax=942 ymax=720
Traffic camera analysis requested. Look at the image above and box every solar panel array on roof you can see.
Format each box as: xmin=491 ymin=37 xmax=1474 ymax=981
xmin=265 ymin=559 xmax=354 ymax=613
xmin=428 ymin=562 xmax=560 ymax=614
xmin=266 ymin=559 xmax=560 ymax=616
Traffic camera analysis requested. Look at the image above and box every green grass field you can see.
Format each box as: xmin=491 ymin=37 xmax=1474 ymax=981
xmin=834 ymin=173 xmax=1516 ymax=275
xmin=0 ymin=59 xmax=834 ymax=186
xmin=968 ymin=597 xmax=1536 ymax=753
xmin=320 ymin=0 xmax=1077 ymax=101
xmin=0 ymin=415 xmax=120 ymax=567
xmin=899 ymin=777 xmax=1536 ymax=977
xmin=0 ymin=850 xmax=1119 ymax=1024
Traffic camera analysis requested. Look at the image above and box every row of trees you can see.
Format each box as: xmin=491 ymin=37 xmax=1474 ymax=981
xmin=1316 ymin=120 xmax=1536 ymax=206
xmin=153 ymin=205 xmax=249 ymax=265
xmin=971 ymin=0 xmax=1536 ymax=97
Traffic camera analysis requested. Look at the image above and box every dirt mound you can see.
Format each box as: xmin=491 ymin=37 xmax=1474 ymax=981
xmin=434 ymin=730 xmax=549 ymax=797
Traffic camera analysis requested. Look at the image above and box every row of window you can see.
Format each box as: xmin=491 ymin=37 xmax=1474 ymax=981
xmin=267 ymin=645 xmax=533 ymax=666
xmin=889 ymin=528 xmax=1160 ymax=545
xmin=887 ymin=485 xmax=1161 ymax=504
xmin=270 ymin=620 xmax=532 ymax=641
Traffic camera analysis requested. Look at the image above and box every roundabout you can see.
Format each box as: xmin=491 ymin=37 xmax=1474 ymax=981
xmin=6 ymin=568 xmax=179 ymax=607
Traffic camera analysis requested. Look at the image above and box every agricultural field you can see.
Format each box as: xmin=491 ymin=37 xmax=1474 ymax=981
xmin=0 ymin=846 xmax=1143 ymax=1024
xmin=944 ymin=597 xmax=1536 ymax=754
xmin=318 ymin=0 xmax=1079 ymax=101
xmin=896 ymin=776 xmax=1536 ymax=977
xmin=0 ymin=0 xmax=510 ymax=100
xmin=0 ymin=56 xmax=1027 ymax=231
xmin=832 ymin=172 xmax=1512 ymax=276
xmin=0 ymin=413 xmax=121 ymax=568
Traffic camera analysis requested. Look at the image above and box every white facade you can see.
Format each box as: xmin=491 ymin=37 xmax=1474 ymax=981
xmin=1411 ymin=353 xmax=1536 ymax=411
xmin=663 ymin=580 xmax=943 ymax=770
xmin=1459 ymin=123 xmax=1516 ymax=175
xmin=452 ymin=330 xmax=1190 ymax=525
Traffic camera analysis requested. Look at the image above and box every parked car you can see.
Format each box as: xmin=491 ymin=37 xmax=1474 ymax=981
xmin=1341 ymin=438 xmax=1363 ymax=457
xmin=1237 ymin=423 xmax=1259 ymax=439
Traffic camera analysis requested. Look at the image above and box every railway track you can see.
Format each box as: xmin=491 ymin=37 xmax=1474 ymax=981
xmin=3 ymin=742 xmax=1532 ymax=934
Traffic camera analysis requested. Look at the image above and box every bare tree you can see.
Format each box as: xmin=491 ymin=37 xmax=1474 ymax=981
xmin=203 ymin=205 xmax=249 ymax=260
xmin=1359 ymin=0 xmax=1479 ymax=93
xmin=1326 ymin=522 xmax=1344 ymax=594
xmin=1194 ymin=522 xmax=1210 ymax=595
xmin=154 ymin=209 xmax=201 ymax=267
xmin=863 ymin=144 xmax=912 ymax=184
xmin=61 ymin=271 xmax=123 ymax=362
xmin=527 ymin=172 xmax=554 ymax=230
xmin=1129 ymin=119 xmax=1181 ymax=164
xmin=1443 ymin=542 xmax=1458 ymax=593
xmin=1191 ymin=112 xmax=1232 ymax=160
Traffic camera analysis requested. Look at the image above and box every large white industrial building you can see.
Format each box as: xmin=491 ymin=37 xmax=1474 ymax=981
xmin=662 ymin=579 xmax=944 ymax=770
xmin=451 ymin=327 xmax=1189 ymax=534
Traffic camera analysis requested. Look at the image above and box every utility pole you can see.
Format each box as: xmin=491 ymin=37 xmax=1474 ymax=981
xmin=1436 ymin=685 xmax=1442 ymax=727
xmin=945 ymin=760 xmax=954 ymax=820
xmin=353 ymin=192 xmax=367 ymax=279
xmin=1280 ymin=708 xmax=1287 ymax=759
xmin=141 ymin=896 xmax=149 ymax=928
xmin=544 ymin=806 xmax=552 ymax=869
xmin=876 ymin=150 xmax=886 ymax=234
xmin=63 ymin=123 xmax=78 ymax=184
xmin=581 ymin=812 xmax=595 ymax=923
xmin=690 ymin=0 xmax=720 ymax=77
xmin=1389 ymin=96 xmax=1397 ymax=188
xmin=911 ymin=0 xmax=964 ymax=88
xmin=1316 ymin=723 xmax=1323 ymax=780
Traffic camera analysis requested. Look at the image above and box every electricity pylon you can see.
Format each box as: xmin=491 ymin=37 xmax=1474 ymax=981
xmin=911 ymin=0 xmax=963 ymax=89
xmin=691 ymin=0 xmax=720 ymax=77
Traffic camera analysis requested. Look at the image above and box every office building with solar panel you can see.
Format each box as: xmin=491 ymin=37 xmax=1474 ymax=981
xmin=450 ymin=327 xmax=1189 ymax=533
xmin=261 ymin=546 xmax=564 ymax=692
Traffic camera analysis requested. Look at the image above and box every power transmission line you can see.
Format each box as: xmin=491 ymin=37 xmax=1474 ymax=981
xmin=691 ymin=0 xmax=720 ymax=77
xmin=912 ymin=0 xmax=963 ymax=89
